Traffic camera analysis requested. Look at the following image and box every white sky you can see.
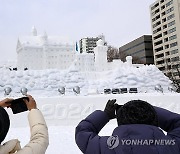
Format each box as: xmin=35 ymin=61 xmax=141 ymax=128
xmin=0 ymin=0 xmax=156 ymax=61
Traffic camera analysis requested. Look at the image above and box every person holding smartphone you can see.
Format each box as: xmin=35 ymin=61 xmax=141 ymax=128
xmin=0 ymin=95 xmax=49 ymax=154
xmin=75 ymin=99 xmax=180 ymax=154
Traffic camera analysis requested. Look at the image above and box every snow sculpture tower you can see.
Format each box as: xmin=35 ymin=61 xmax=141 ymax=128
xmin=94 ymin=39 xmax=108 ymax=71
xmin=126 ymin=56 xmax=133 ymax=65
xmin=31 ymin=26 xmax=37 ymax=36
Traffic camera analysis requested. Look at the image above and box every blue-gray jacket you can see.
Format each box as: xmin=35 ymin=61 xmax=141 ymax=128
xmin=75 ymin=107 xmax=180 ymax=154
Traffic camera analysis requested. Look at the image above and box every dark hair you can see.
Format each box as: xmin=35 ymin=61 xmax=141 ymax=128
xmin=116 ymin=100 xmax=158 ymax=126
xmin=0 ymin=107 xmax=10 ymax=143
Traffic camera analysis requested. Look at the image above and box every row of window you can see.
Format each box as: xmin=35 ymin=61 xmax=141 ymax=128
xmin=155 ymin=48 xmax=178 ymax=59
xmin=156 ymin=56 xmax=179 ymax=66
xmin=171 ymin=56 xmax=179 ymax=62
xmin=168 ymin=20 xmax=175 ymax=27
xmin=121 ymin=42 xmax=145 ymax=52
xmin=164 ymin=41 xmax=177 ymax=49
xmin=169 ymin=34 xmax=177 ymax=41
xmin=153 ymin=18 xmax=175 ymax=35
xmin=153 ymin=28 xmax=176 ymax=42
xmin=167 ymin=13 xmax=174 ymax=20
xmin=151 ymin=0 xmax=173 ymax=11
xmin=166 ymin=0 xmax=173 ymax=7
xmin=155 ymin=41 xmax=177 ymax=52
xmin=166 ymin=6 xmax=174 ymax=14
xmin=168 ymin=27 xmax=176 ymax=33
xmin=152 ymin=12 xmax=175 ymax=29
xmin=170 ymin=49 xmax=178 ymax=55
xmin=151 ymin=0 xmax=173 ymax=16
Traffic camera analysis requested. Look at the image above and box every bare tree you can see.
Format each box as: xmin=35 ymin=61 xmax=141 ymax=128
xmin=159 ymin=57 xmax=180 ymax=92
xmin=107 ymin=46 xmax=119 ymax=62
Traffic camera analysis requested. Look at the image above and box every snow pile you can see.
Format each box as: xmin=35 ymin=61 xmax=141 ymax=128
xmin=0 ymin=65 xmax=173 ymax=96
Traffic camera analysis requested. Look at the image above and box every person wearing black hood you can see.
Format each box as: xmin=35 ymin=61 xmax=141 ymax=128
xmin=0 ymin=95 xmax=49 ymax=154
xmin=75 ymin=99 xmax=180 ymax=154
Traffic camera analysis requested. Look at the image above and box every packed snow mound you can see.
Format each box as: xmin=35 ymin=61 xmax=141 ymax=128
xmin=0 ymin=65 xmax=173 ymax=96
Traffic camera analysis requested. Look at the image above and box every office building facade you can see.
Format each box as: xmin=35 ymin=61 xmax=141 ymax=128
xmin=119 ymin=35 xmax=154 ymax=64
xmin=150 ymin=0 xmax=180 ymax=79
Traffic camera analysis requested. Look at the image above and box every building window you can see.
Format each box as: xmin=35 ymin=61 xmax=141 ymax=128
xmin=151 ymin=3 xmax=159 ymax=11
xmin=153 ymin=21 xmax=161 ymax=28
xmin=163 ymin=31 xmax=168 ymax=36
xmin=167 ymin=14 xmax=175 ymax=20
xmin=170 ymin=42 xmax=177 ymax=48
xmin=155 ymin=46 xmax=163 ymax=52
xmin=161 ymin=5 xmax=165 ymax=10
xmin=168 ymin=27 xmax=176 ymax=34
xmin=164 ymin=37 xmax=168 ymax=42
xmin=166 ymin=7 xmax=174 ymax=14
xmin=162 ymin=18 xmax=166 ymax=23
xmin=171 ymin=56 xmax=179 ymax=62
xmin=156 ymin=53 xmax=164 ymax=58
xmin=168 ymin=20 xmax=175 ymax=27
xmin=165 ymin=51 xmax=170 ymax=56
xmin=153 ymin=27 xmax=162 ymax=34
xmin=159 ymin=66 xmax=165 ymax=71
xmin=170 ymin=49 xmax=178 ymax=55
xmin=161 ymin=11 xmax=166 ymax=16
xmin=165 ymin=44 xmax=169 ymax=49
xmin=169 ymin=34 xmax=177 ymax=41
xmin=160 ymin=0 xmax=165 ymax=3
xmin=163 ymin=24 xmax=167 ymax=29
xmin=154 ymin=40 xmax=163 ymax=46
xmin=154 ymin=34 xmax=162 ymax=40
xmin=166 ymin=0 xmax=173 ymax=7
xmin=152 ymin=15 xmax=160 ymax=22
xmin=172 ymin=64 xmax=180 ymax=69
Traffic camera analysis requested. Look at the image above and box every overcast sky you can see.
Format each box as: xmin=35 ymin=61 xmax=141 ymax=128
xmin=0 ymin=0 xmax=156 ymax=61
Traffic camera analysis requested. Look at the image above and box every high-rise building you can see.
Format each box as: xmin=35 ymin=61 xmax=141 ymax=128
xmin=119 ymin=35 xmax=154 ymax=64
xmin=79 ymin=34 xmax=106 ymax=53
xmin=150 ymin=0 xmax=180 ymax=79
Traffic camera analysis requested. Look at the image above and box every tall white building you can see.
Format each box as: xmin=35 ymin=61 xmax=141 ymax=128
xmin=17 ymin=27 xmax=76 ymax=70
xmin=150 ymin=0 xmax=180 ymax=80
xmin=79 ymin=34 xmax=106 ymax=53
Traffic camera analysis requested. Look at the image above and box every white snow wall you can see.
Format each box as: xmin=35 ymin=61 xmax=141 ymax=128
xmin=4 ymin=93 xmax=180 ymax=128
xmin=0 ymin=65 xmax=173 ymax=96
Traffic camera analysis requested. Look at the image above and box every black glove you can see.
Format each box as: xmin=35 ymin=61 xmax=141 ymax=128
xmin=104 ymin=99 xmax=117 ymax=120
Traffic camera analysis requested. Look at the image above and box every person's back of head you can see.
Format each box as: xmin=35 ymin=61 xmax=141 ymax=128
xmin=0 ymin=107 xmax=10 ymax=144
xmin=116 ymin=100 xmax=158 ymax=126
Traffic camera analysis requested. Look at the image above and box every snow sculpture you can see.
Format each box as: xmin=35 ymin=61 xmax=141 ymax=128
xmin=31 ymin=26 xmax=37 ymax=36
xmin=94 ymin=39 xmax=108 ymax=71
xmin=126 ymin=56 xmax=132 ymax=65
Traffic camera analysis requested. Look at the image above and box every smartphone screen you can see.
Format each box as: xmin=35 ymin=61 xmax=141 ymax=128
xmin=11 ymin=97 xmax=29 ymax=114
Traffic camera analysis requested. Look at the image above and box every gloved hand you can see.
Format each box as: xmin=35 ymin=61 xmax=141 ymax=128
xmin=104 ymin=99 xmax=118 ymax=120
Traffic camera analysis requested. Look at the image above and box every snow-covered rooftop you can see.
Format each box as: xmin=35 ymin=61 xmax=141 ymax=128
xmin=18 ymin=35 xmax=74 ymax=47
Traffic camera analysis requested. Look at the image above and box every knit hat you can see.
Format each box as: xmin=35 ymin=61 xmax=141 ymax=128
xmin=0 ymin=107 xmax=10 ymax=143
xmin=116 ymin=100 xmax=158 ymax=126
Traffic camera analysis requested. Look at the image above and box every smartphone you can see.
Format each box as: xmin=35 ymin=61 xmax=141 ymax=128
xmin=10 ymin=97 xmax=29 ymax=114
